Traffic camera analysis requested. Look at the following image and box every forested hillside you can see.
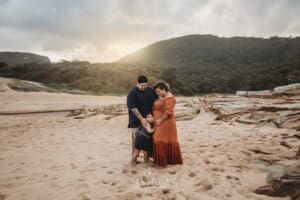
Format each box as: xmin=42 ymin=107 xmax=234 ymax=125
xmin=1 ymin=35 xmax=299 ymax=95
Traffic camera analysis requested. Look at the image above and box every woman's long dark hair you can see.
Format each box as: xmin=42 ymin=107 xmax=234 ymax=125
xmin=153 ymin=81 xmax=170 ymax=92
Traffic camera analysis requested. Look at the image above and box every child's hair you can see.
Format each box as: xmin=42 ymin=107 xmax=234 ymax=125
xmin=143 ymin=112 xmax=154 ymax=128
xmin=143 ymin=111 xmax=153 ymax=118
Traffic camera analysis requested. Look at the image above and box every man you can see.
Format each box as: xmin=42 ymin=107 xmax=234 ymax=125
xmin=127 ymin=75 xmax=156 ymax=156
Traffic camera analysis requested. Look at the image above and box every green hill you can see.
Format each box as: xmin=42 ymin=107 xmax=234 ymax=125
xmin=119 ymin=34 xmax=300 ymax=69
xmin=0 ymin=52 xmax=50 ymax=67
xmin=118 ymin=35 xmax=300 ymax=94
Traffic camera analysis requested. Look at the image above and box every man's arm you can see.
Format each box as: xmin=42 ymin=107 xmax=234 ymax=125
xmin=131 ymin=108 xmax=143 ymax=121
xmin=131 ymin=108 xmax=147 ymax=127
xmin=127 ymin=90 xmax=147 ymax=127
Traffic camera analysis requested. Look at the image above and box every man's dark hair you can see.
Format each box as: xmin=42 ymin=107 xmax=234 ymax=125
xmin=137 ymin=75 xmax=148 ymax=83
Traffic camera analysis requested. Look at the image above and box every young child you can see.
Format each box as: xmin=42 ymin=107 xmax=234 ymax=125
xmin=131 ymin=113 xmax=155 ymax=165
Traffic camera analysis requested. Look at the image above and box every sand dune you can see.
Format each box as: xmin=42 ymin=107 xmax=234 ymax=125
xmin=0 ymin=90 xmax=298 ymax=200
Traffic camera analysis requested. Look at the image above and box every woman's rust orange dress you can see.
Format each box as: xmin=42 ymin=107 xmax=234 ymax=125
xmin=153 ymin=97 xmax=183 ymax=167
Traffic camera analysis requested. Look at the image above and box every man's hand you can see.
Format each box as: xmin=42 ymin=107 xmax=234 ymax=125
xmin=131 ymin=108 xmax=145 ymax=125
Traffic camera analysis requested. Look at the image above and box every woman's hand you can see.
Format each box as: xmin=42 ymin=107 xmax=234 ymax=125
xmin=146 ymin=125 xmax=155 ymax=134
xmin=155 ymin=118 xmax=163 ymax=126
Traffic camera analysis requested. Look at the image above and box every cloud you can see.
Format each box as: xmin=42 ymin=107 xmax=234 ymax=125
xmin=0 ymin=0 xmax=10 ymax=5
xmin=0 ymin=0 xmax=299 ymax=62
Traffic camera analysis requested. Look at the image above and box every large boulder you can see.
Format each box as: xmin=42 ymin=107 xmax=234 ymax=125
xmin=174 ymin=100 xmax=200 ymax=121
xmin=274 ymin=84 xmax=300 ymax=94
xmin=255 ymin=162 xmax=300 ymax=200
xmin=236 ymin=90 xmax=272 ymax=96
xmin=236 ymin=83 xmax=300 ymax=97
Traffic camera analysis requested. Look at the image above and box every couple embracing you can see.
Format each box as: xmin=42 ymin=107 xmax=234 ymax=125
xmin=127 ymin=75 xmax=183 ymax=168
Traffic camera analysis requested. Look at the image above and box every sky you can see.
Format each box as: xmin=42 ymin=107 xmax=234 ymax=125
xmin=0 ymin=0 xmax=299 ymax=62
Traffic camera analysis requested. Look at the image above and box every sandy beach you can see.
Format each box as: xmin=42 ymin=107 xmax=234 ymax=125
xmin=0 ymin=89 xmax=298 ymax=200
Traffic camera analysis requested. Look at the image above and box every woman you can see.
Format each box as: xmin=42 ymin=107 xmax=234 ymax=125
xmin=152 ymin=81 xmax=183 ymax=167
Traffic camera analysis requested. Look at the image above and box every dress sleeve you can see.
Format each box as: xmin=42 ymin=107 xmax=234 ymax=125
xmin=163 ymin=97 xmax=176 ymax=117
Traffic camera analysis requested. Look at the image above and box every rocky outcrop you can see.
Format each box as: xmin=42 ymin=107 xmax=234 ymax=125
xmin=67 ymin=104 xmax=127 ymax=120
xmin=236 ymin=90 xmax=272 ymax=97
xmin=204 ymin=93 xmax=300 ymax=130
xmin=67 ymin=99 xmax=201 ymax=121
xmin=0 ymin=77 xmax=55 ymax=93
xmin=255 ymin=162 xmax=300 ymax=200
xmin=274 ymin=84 xmax=300 ymax=95
xmin=236 ymin=83 xmax=300 ymax=97
xmin=0 ymin=78 xmax=13 ymax=92
xmin=175 ymin=99 xmax=200 ymax=121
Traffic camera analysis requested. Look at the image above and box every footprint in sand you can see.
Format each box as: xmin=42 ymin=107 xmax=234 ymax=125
xmin=194 ymin=181 xmax=202 ymax=187
xmin=70 ymin=163 xmax=77 ymax=169
xmin=110 ymin=180 xmax=118 ymax=186
xmin=50 ymin=182 xmax=62 ymax=189
xmin=195 ymin=180 xmax=214 ymax=192
xmin=0 ymin=194 xmax=6 ymax=200
xmin=79 ymin=163 xmax=96 ymax=174
xmin=212 ymin=167 xmax=225 ymax=172
xmin=227 ymin=156 xmax=233 ymax=160
xmin=202 ymin=158 xmax=210 ymax=164
xmin=86 ymin=156 xmax=93 ymax=160
xmin=199 ymin=149 xmax=205 ymax=153
xmin=48 ymin=176 xmax=58 ymax=181
xmin=77 ymin=192 xmax=91 ymax=200
xmin=188 ymin=171 xmax=197 ymax=178
xmin=168 ymin=169 xmax=177 ymax=175
xmin=107 ymin=170 xmax=114 ymax=174
xmin=122 ymin=168 xmax=129 ymax=174
xmin=78 ymin=178 xmax=85 ymax=182
xmin=80 ymin=167 xmax=96 ymax=174
xmin=14 ymin=175 xmax=23 ymax=180
xmin=116 ymin=185 xmax=126 ymax=193
xmin=208 ymin=153 xmax=216 ymax=158
xmin=49 ymin=165 xmax=64 ymax=170
xmin=226 ymin=193 xmax=232 ymax=198
xmin=226 ymin=175 xmax=239 ymax=181
xmin=226 ymin=175 xmax=241 ymax=188
xmin=101 ymin=180 xmax=110 ymax=185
